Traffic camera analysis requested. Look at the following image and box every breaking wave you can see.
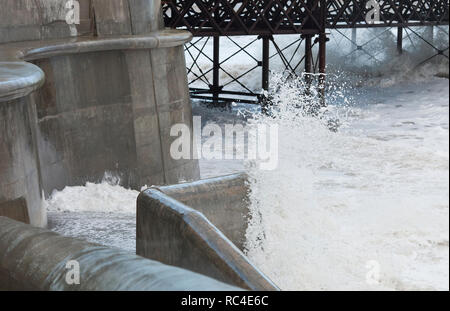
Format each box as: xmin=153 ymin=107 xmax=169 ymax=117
xmin=244 ymin=73 xmax=449 ymax=291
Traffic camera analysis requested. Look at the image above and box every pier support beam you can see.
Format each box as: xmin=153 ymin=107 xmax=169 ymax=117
xmin=319 ymin=0 xmax=327 ymax=107
xmin=304 ymin=35 xmax=313 ymax=74
xmin=351 ymin=28 xmax=357 ymax=60
xmin=427 ymin=26 xmax=435 ymax=55
xmin=318 ymin=32 xmax=327 ymax=106
xmin=397 ymin=27 xmax=403 ymax=54
xmin=262 ymin=36 xmax=270 ymax=91
xmin=304 ymin=34 xmax=313 ymax=90
xmin=212 ymin=36 xmax=220 ymax=103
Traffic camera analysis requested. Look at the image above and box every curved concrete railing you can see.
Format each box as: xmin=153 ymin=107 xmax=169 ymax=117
xmin=158 ymin=173 xmax=250 ymax=250
xmin=137 ymin=174 xmax=280 ymax=291
xmin=0 ymin=30 xmax=192 ymax=101
xmin=0 ymin=216 xmax=242 ymax=291
xmin=0 ymin=62 xmax=45 ymax=102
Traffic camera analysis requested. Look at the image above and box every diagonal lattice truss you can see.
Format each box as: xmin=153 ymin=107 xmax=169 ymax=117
xmin=185 ymin=36 xmax=322 ymax=91
xmin=327 ymin=0 xmax=449 ymax=28
xmin=162 ymin=0 xmax=326 ymax=36
xmin=163 ymin=1 xmax=449 ymax=36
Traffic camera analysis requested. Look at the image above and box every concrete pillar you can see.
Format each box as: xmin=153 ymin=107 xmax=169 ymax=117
xmin=0 ymin=63 xmax=46 ymax=227
xmin=92 ymin=0 xmax=164 ymax=35
xmin=91 ymin=0 xmax=132 ymax=36
xmin=124 ymin=0 xmax=200 ymax=184
xmin=1 ymin=0 xmax=199 ymax=221
xmin=128 ymin=0 xmax=164 ymax=34
xmin=148 ymin=0 xmax=164 ymax=31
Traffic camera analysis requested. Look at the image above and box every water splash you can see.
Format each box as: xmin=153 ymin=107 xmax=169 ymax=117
xmin=46 ymin=173 xmax=139 ymax=214
xmin=244 ymin=74 xmax=449 ymax=291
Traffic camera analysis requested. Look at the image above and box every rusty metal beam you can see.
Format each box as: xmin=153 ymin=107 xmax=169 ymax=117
xmin=164 ymin=0 xmax=449 ymax=104
xmin=163 ymin=1 xmax=449 ymax=37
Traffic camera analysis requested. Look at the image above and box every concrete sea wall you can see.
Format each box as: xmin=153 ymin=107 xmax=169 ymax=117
xmin=0 ymin=0 xmax=199 ymax=227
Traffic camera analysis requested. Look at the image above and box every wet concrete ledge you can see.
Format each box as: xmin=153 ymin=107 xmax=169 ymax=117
xmin=0 ymin=29 xmax=192 ymax=102
xmin=137 ymin=173 xmax=280 ymax=291
xmin=0 ymin=216 xmax=242 ymax=291
xmin=0 ymin=62 xmax=44 ymax=102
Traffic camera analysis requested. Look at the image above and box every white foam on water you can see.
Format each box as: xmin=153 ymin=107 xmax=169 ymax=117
xmin=244 ymin=75 xmax=449 ymax=291
xmin=46 ymin=174 xmax=140 ymax=214
xmin=46 ymin=174 xmax=140 ymax=252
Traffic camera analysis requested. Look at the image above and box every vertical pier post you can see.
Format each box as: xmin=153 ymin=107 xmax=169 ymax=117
xmin=351 ymin=28 xmax=357 ymax=60
xmin=213 ymin=35 xmax=220 ymax=103
xmin=397 ymin=0 xmax=404 ymax=55
xmin=262 ymin=36 xmax=270 ymax=91
xmin=304 ymin=34 xmax=313 ymax=91
xmin=318 ymin=33 xmax=327 ymax=106
xmin=318 ymin=0 xmax=327 ymax=107
xmin=351 ymin=28 xmax=357 ymax=47
xmin=427 ymin=26 xmax=435 ymax=56
xmin=305 ymin=35 xmax=313 ymax=74
xmin=397 ymin=27 xmax=403 ymax=54
xmin=304 ymin=0 xmax=313 ymax=76
xmin=351 ymin=2 xmax=357 ymax=60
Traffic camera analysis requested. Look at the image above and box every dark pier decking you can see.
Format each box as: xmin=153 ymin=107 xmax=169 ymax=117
xmin=162 ymin=0 xmax=449 ymax=102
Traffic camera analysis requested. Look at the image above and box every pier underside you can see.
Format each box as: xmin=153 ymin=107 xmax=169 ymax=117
xmin=162 ymin=0 xmax=449 ymax=103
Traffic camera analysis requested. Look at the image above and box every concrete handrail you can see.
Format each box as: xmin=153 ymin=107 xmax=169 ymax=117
xmin=158 ymin=173 xmax=250 ymax=250
xmin=137 ymin=177 xmax=279 ymax=291
xmin=0 ymin=217 xmax=242 ymax=291
xmin=0 ymin=62 xmax=45 ymax=102
xmin=0 ymin=30 xmax=192 ymax=102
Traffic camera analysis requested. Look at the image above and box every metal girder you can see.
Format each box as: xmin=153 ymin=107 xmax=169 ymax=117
xmin=163 ymin=1 xmax=449 ymax=104
xmin=163 ymin=1 xmax=449 ymax=37
xmin=162 ymin=0 xmax=324 ymax=36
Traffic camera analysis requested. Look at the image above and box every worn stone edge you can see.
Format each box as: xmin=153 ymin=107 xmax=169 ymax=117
xmin=0 ymin=29 xmax=192 ymax=103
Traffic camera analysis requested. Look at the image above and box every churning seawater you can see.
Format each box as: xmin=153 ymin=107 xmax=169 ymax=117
xmin=46 ymin=31 xmax=449 ymax=290
xmin=47 ymin=75 xmax=449 ymax=291
xmin=243 ymin=74 xmax=449 ymax=291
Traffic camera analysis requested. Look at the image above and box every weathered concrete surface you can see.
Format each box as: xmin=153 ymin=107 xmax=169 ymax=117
xmin=130 ymin=0 xmax=163 ymax=33
xmin=0 ymin=64 xmax=45 ymax=225
xmin=159 ymin=173 xmax=250 ymax=249
xmin=0 ymin=217 xmax=243 ymax=291
xmin=0 ymin=62 xmax=44 ymax=102
xmin=93 ymin=0 xmax=163 ymax=35
xmin=0 ymin=97 xmax=46 ymax=228
xmin=0 ymin=0 xmax=94 ymax=44
xmin=0 ymin=1 xmax=200 ymax=225
xmin=92 ymin=0 xmax=132 ymax=36
xmin=137 ymin=173 xmax=279 ymax=291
